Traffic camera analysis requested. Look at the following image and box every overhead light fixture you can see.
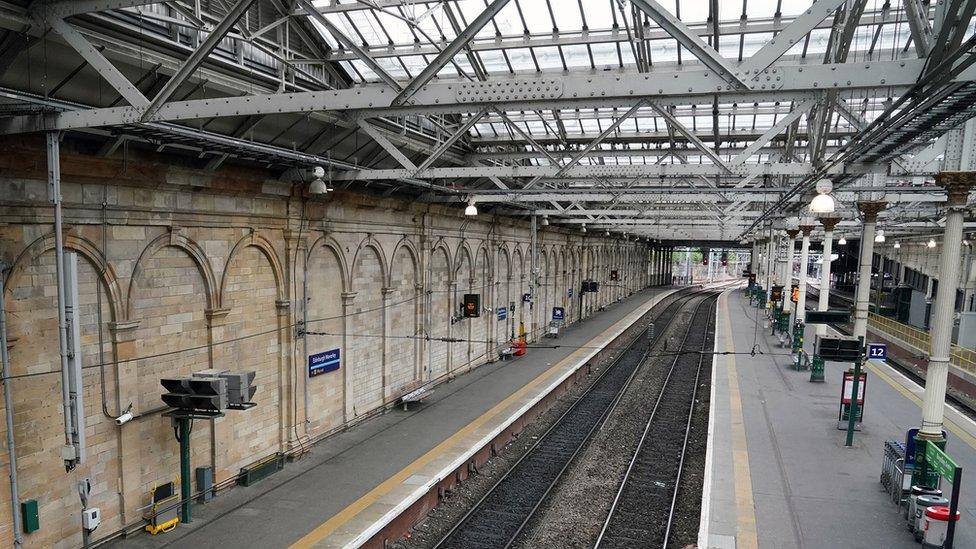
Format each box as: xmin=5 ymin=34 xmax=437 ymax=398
xmin=464 ymin=199 xmax=478 ymax=216
xmin=874 ymin=230 xmax=886 ymax=243
xmin=581 ymin=224 xmax=587 ymax=233
xmin=965 ymin=238 xmax=972 ymax=247
xmin=605 ymin=230 xmax=610 ymax=237
xmin=309 ymin=178 xmax=329 ymax=195
xmin=893 ymin=241 xmax=901 ymax=249
xmin=838 ymin=237 xmax=847 ymax=245
xmin=541 ymin=215 xmax=549 ymax=226
xmin=928 ymin=238 xmax=937 ymax=248
xmin=809 ymin=179 xmax=835 ymax=214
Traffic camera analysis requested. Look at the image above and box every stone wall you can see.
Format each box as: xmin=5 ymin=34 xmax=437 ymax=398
xmin=0 ymin=135 xmax=661 ymax=548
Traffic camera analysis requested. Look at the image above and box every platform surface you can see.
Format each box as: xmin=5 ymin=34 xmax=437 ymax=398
xmin=110 ymin=287 xmax=674 ymax=549
xmin=704 ymin=288 xmax=976 ymax=549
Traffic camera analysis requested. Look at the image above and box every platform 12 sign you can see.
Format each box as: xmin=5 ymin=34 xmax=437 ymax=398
xmin=867 ymin=343 xmax=887 ymax=360
xmin=308 ymin=348 xmax=341 ymax=378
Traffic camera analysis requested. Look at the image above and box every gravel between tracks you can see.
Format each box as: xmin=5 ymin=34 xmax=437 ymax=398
xmin=390 ymin=292 xmax=688 ymax=549
xmin=510 ymin=301 xmax=702 ymax=549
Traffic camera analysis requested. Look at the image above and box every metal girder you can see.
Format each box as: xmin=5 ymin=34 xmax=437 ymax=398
xmin=31 ymin=0 xmax=161 ymax=19
xmin=334 ymin=162 xmax=824 ymax=181
xmin=141 ymin=0 xmax=255 ymax=121
xmin=45 ymin=18 xmax=149 ymax=108
xmin=904 ymin=0 xmax=935 ymax=57
xmin=356 ymin=120 xmax=418 ymax=170
xmin=294 ymin=0 xmax=401 ymax=90
xmin=730 ymin=99 xmax=815 ymax=164
xmin=630 ymin=0 xmax=749 ymax=89
xmin=391 ymin=0 xmax=511 ymax=106
xmin=739 ymin=0 xmax=847 ymax=76
xmin=1 ymin=59 xmax=937 ymax=133
xmin=647 ymin=100 xmax=729 ymax=171
xmin=415 ymin=108 xmax=487 ymax=172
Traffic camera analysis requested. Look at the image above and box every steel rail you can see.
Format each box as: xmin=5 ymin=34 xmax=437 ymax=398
xmin=432 ymin=288 xmax=706 ymax=549
xmin=593 ymin=293 xmax=717 ymax=548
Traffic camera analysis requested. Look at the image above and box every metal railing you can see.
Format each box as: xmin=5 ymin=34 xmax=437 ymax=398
xmin=867 ymin=312 xmax=976 ymax=374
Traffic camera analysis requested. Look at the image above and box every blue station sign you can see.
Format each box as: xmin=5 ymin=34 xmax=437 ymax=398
xmin=497 ymin=307 xmax=507 ymax=321
xmin=552 ymin=307 xmax=565 ymax=321
xmin=309 ymin=348 xmax=341 ymax=377
xmin=867 ymin=343 xmax=887 ymax=360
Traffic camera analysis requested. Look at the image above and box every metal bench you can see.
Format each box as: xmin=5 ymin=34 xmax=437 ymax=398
xmin=399 ymin=385 xmax=432 ymax=411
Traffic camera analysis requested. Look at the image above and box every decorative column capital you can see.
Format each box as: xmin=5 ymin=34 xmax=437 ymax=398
xmin=857 ymin=200 xmax=887 ymax=222
xmin=786 ymin=229 xmax=800 ymax=239
xmin=935 ymin=171 xmax=976 ymax=206
xmin=108 ymin=320 xmax=140 ymax=343
xmin=818 ymin=216 xmax=841 ymax=232
xmin=381 ymin=287 xmax=396 ymax=296
xmin=341 ymin=291 xmax=357 ymax=305
xmin=799 ymin=224 xmax=815 ymax=237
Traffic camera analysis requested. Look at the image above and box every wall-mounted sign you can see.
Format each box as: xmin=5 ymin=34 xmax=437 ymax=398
xmin=868 ymin=343 xmax=887 ymax=360
xmin=463 ymin=293 xmax=481 ymax=318
xmin=552 ymin=307 xmax=565 ymax=321
xmin=497 ymin=307 xmax=507 ymax=321
xmin=522 ymin=293 xmax=532 ymax=303
xmin=568 ymin=288 xmax=573 ymax=297
xmin=509 ymin=301 xmax=516 ymax=313
xmin=309 ymin=348 xmax=340 ymax=378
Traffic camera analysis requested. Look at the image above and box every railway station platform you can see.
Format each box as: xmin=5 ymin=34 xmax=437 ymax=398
xmin=109 ymin=286 xmax=677 ymax=549
xmin=704 ymin=288 xmax=976 ymax=549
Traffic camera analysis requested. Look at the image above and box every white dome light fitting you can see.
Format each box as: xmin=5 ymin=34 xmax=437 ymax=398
xmin=464 ymin=199 xmax=478 ymax=216
xmin=928 ymin=238 xmax=937 ymax=248
xmin=838 ymin=237 xmax=847 ymax=245
xmin=874 ymin=230 xmax=885 ymax=243
xmin=309 ymin=178 xmax=329 ymax=195
xmin=893 ymin=241 xmax=901 ymax=249
xmin=541 ymin=215 xmax=549 ymax=226
xmin=311 ymin=166 xmax=326 ymax=179
xmin=581 ymin=224 xmax=587 ymax=233
xmin=809 ymin=179 xmax=835 ymax=214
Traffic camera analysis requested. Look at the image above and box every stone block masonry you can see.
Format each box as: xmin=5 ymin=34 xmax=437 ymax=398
xmin=0 ymin=135 xmax=659 ymax=548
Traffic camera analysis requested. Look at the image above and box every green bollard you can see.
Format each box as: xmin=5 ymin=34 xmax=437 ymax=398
xmin=792 ymin=322 xmax=805 ymax=355
xmin=810 ymin=355 xmax=825 ymax=382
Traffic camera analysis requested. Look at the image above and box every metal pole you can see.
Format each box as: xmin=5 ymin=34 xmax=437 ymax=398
xmin=797 ymin=225 xmax=814 ymax=323
xmin=947 ymin=467 xmax=962 ymax=548
xmin=920 ymin=175 xmax=973 ymax=439
xmin=178 ymin=417 xmax=192 ymax=523
xmin=47 ymin=132 xmax=77 ymax=471
xmin=846 ymin=343 xmax=864 ymax=447
xmin=853 ymin=202 xmax=886 ymax=339
xmin=817 ymin=217 xmax=841 ymax=337
xmin=530 ymin=214 xmax=537 ymax=339
xmin=0 ymin=265 xmax=23 ymax=548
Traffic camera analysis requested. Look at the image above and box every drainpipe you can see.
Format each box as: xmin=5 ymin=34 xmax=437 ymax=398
xmin=0 ymin=265 xmax=23 ymax=548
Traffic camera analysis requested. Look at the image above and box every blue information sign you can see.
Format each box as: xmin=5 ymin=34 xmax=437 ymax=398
xmin=309 ymin=348 xmax=341 ymax=377
xmin=867 ymin=343 xmax=887 ymax=360
xmin=497 ymin=306 xmax=507 ymax=321
xmin=568 ymin=288 xmax=573 ymax=297
xmin=552 ymin=307 xmax=565 ymax=321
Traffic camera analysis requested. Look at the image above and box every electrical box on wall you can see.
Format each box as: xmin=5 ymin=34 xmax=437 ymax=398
xmin=462 ymin=294 xmax=481 ymax=318
xmin=21 ymin=499 xmax=38 ymax=533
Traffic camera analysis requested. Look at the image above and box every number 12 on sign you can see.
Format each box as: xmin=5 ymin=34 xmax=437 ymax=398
xmin=868 ymin=343 xmax=887 ymax=360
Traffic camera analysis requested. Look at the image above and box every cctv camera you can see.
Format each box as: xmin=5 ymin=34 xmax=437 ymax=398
xmin=115 ymin=411 xmax=133 ymax=426
xmin=311 ymin=166 xmax=326 ymax=179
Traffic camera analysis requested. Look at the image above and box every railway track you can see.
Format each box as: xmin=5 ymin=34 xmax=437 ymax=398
xmin=432 ymin=290 xmax=712 ymax=549
xmin=594 ymin=295 xmax=717 ymax=549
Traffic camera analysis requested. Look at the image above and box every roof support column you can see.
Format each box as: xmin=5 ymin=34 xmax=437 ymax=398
xmin=853 ymin=201 xmax=887 ymax=339
xmin=796 ymin=223 xmax=815 ymax=323
xmin=919 ymin=172 xmax=976 ymax=439
xmin=817 ymin=217 xmax=841 ymax=337
xmin=782 ymin=228 xmax=799 ymax=314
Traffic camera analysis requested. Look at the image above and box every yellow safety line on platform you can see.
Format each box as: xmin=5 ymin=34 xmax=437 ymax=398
xmin=864 ymin=361 xmax=976 ymax=451
xmin=290 ymin=297 xmax=658 ymax=549
xmin=719 ymin=293 xmax=759 ymax=549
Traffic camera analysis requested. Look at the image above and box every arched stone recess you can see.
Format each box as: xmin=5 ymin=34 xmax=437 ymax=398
xmin=495 ymin=245 xmax=512 ymax=348
xmin=349 ymin=243 xmax=386 ymax=416
xmin=388 ymin=241 xmax=420 ymax=395
xmin=513 ymin=246 xmax=526 ymax=330
xmin=218 ymin=232 xmax=286 ymax=305
xmin=305 ymin=235 xmax=347 ymax=434
xmin=212 ymin=235 xmax=284 ymax=480
xmin=127 ymin=231 xmax=213 ymax=514
xmin=471 ymin=245 xmax=491 ymax=365
xmin=427 ymin=243 xmax=451 ymax=380
xmin=451 ymin=243 xmax=473 ymax=371
xmin=2 ymin=233 xmax=123 ymax=546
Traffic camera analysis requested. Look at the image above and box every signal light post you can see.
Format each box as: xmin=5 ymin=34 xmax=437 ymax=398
xmin=160 ymin=370 xmax=256 ymax=524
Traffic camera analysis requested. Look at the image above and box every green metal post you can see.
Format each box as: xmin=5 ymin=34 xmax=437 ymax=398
xmin=845 ymin=354 xmax=863 ymax=447
xmin=178 ymin=417 xmax=192 ymax=523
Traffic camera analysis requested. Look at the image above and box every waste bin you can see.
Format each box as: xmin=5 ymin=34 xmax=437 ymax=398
xmin=907 ymin=485 xmax=943 ymax=523
xmin=922 ymin=506 xmax=961 ymax=548
xmin=914 ymin=494 xmax=950 ymax=540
